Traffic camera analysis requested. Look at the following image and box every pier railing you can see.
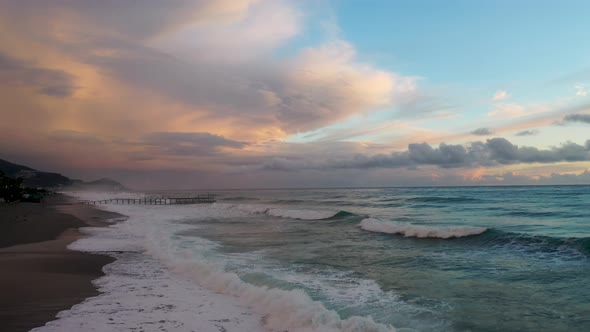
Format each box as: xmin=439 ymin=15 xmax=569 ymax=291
xmin=82 ymin=194 xmax=216 ymax=205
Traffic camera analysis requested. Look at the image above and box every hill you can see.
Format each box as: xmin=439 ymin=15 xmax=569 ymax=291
xmin=0 ymin=158 xmax=126 ymax=191
xmin=0 ymin=159 xmax=71 ymax=188
xmin=68 ymin=178 xmax=127 ymax=191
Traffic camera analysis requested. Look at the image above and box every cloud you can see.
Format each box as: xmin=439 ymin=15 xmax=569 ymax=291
xmin=141 ymin=132 xmax=247 ymax=156
xmin=260 ymin=137 xmax=590 ymax=171
xmin=491 ymin=90 xmax=509 ymax=101
xmin=144 ymin=132 xmax=246 ymax=148
xmin=488 ymin=103 xmax=526 ymax=118
xmin=539 ymin=169 xmax=590 ymax=184
xmin=279 ymin=41 xmax=412 ymax=132
xmin=0 ymin=0 xmax=414 ymax=141
xmin=49 ymin=130 xmax=102 ymax=143
xmin=75 ymin=36 xmax=407 ymax=135
xmin=575 ymin=84 xmax=588 ymax=97
xmin=515 ymin=129 xmax=540 ymax=136
xmin=562 ymin=113 xmax=590 ymax=124
xmin=0 ymin=53 xmax=76 ymax=97
xmin=157 ymin=0 xmax=301 ymax=62
xmin=458 ymin=169 xmax=590 ymax=186
xmin=3 ymin=0 xmax=589 ymax=189
xmin=0 ymin=0 xmax=260 ymax=41
xmin=471 ymin=127 xmax=494 ymax=136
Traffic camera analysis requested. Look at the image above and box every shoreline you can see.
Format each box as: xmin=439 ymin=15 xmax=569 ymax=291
xmin=0 ymin=194 xmax=124 ymax=332
xmin=29 ymin=195 xmax=273 ymax=332
xmin=39 ymin=197 xmax=396 ymax=332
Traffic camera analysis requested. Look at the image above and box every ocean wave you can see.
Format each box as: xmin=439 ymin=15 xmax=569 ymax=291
xmin=405 ymin=196 xmax=481 ymax=204
xmin=360 ymin=217 xmax=590 ymax=257
xmin=360 ymin=218 xmax=488 ymax=239
xmin=266 ymin=208 xmax=342 ymax=220
xmin=474 ymin=229 xmax=590 ymax=257
xmin=498 ymin=210 xmax=565 ymax=218
xmin=218 ymin=196 xmax=261 ymax=201
xmin=74 ymin=204 xmax=398 ymax=332
xmin=150 ymin=239 xmax=396 ymax=332
xmin=272 ymin=199 xmax=310 ymax=204
xmin=214 ymin=203 xmax=352 ymax=221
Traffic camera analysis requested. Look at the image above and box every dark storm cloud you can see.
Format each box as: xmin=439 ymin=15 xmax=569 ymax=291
xmin=562 ymin=113 xmax=590 ymax=124
xmin=141 ymin=132 xmax=247 ymax=156
xmin=0 ymin=53 xmax=76 ymax=97
xmin=470 ymin=127 xmax=494 ymax=136
xmin=515 ymin=129 xmax=540 ymax=136
xmin=262 ymin=137 xmax=590 ymax=171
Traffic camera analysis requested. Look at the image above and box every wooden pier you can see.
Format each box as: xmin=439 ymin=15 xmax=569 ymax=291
xmin=82 ymin=194 xmax=216 ymax=205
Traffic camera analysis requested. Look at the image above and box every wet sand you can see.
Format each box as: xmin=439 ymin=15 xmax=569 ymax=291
xmin=0 ymin=195 xmax=122 ymax=332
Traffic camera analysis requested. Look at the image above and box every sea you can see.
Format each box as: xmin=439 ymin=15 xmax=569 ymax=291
xmin=39 ymin=186 xmax=590 ymax=331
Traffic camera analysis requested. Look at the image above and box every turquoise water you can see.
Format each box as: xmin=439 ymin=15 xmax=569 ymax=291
xmin=158 ymin=186 xmax=590 ymax=331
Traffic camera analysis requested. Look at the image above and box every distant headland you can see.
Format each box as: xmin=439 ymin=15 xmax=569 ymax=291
xmin=0 ymin=158 xmax=127 ymax=191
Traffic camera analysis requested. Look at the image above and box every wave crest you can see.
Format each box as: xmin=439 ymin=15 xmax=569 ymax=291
xmin=215 ymin=203 xmax=345 ymax=220
xmin=144 ymin=221 xmax=396 ymax=332
xmin=360 ymin=218 xmax=488 ymax=239
xmin=266 ymin=208 xmax=341 ymax=220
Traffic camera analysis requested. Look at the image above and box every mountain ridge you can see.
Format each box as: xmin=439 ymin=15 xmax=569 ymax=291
xmin=0 ymin=158 xmax=127 ymax=191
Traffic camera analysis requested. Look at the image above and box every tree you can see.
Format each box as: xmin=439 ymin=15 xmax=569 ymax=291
xmin=0 ymin=172 xmax=23 ymax=202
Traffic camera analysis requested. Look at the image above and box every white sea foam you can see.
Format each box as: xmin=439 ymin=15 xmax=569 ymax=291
xmin=43 ymin=194 xmax=397 ymax=332
xmin=266 ymin=208 xmax=339 ymax=220
xmin=221 ymin=251 xmax=435 ymax=328
xmin=360 ymin=218 xmax=487 ymax=239
xmin=61 ymin=190 xmax=146 ymax=204
xmin=128 ymin=206 xmax=395 ymax=331
xmin=33 ymin=220 xmax=267 ymax=332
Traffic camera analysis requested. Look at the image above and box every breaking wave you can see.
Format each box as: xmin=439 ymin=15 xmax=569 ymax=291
xmin=360 ymin=218 xmax=590 ymax=258
xmin=214 ymin=203 xmax=353 ymax=220
xmin=65 ymin=205 xmax=398 ymax=332
xmin=148 ymin=231 xmax=397 ymax=332
xmin=266 ymin=208 xmax=341 ymax=220
xmin=360 ymin=218 xmax=488 ymax=239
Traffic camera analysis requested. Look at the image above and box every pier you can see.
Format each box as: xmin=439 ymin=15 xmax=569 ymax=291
xmin=82 ymin=194 xmax=216 ymax=205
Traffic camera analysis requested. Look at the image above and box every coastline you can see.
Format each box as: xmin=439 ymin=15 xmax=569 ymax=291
xmin=0 ymin=194 xmax=123 ymax=332
xmin=37 ymin=197 xmax=395 ymax=332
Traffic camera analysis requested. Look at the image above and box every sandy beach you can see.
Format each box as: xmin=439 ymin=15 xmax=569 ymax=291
xmin=0 ymin=195 xmax=121 ymax=332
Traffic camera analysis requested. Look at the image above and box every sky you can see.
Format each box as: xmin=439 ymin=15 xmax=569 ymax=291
xmin=1 ymin=0 xmax=590 ymax=189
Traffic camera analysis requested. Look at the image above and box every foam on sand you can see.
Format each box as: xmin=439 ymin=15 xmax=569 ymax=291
xmin=360 ymin=218 xmax=487 ymax=239
xmin=32 ymin=221 xmax=267 ymax=332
